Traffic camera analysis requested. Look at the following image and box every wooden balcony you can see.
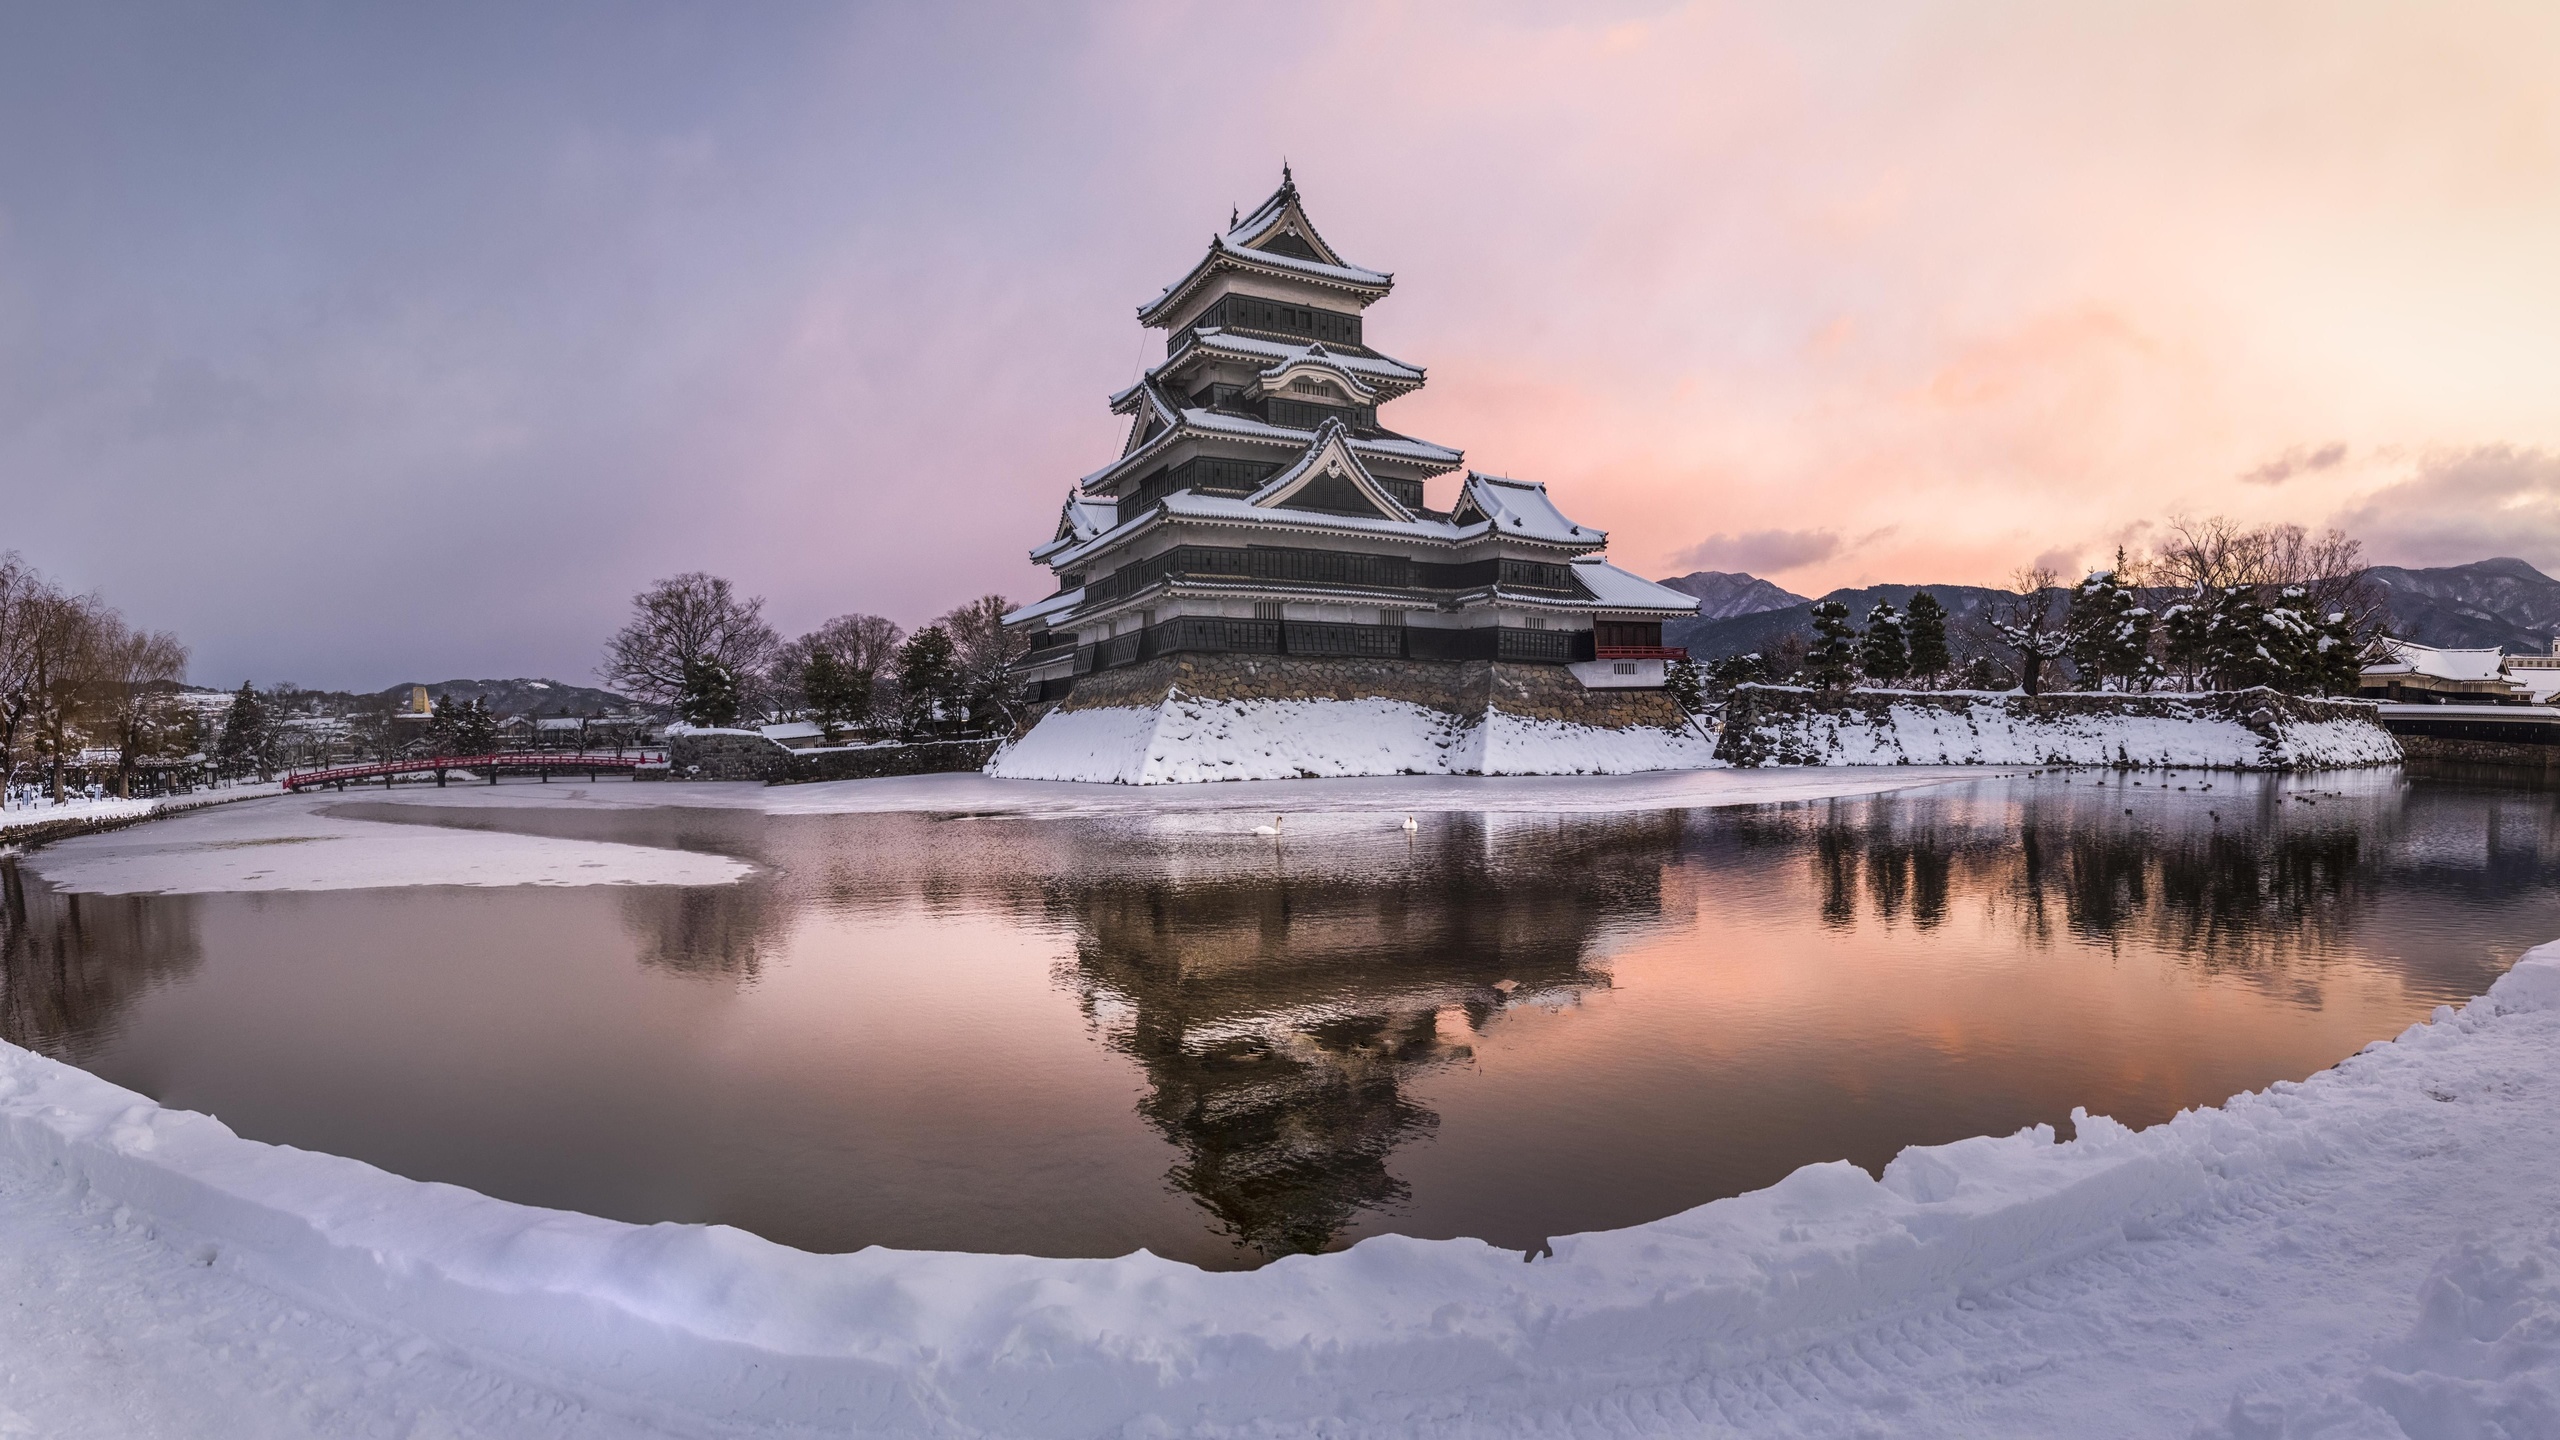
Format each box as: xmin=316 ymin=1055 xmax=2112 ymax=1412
xmin=1595 ymin=645 xmax=1687 ymax=661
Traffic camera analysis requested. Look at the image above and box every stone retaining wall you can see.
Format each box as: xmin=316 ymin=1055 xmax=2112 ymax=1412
xmin=775 ymin=740 xmax=1002 ymax=785
xmin=667 ymin=730 xmax=793 ymax=782
xmin=1056 ymin=653 xmax=1689 ymax=733
xmin=2397 ymin=734 xmax=2560 ymax=771
xmin=668 ymin=730 xmax=1000 ymax=784
xmin=1716 ymin=685 xmax=2398 ymax=770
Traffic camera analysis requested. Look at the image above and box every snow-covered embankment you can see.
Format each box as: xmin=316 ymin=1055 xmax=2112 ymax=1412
xmin=1719 ymin=684 xmax=2401 ymax=769
xmin=990 ymin=691 xmax=1716 ymax=783
xmin=6 ymin=935 xmax=2558 ymax=1434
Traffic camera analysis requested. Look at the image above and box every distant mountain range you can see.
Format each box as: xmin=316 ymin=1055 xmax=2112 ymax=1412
xmin=2365 ymin=559 xmax=2560 ymax=654
xmin=1659 ymin=558 xmax=2560 ymax=662
xmin=1652 ymin=571 xmax=1809 ymax=621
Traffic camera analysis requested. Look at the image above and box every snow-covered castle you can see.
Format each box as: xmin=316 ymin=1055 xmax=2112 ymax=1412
xmin=992 ymin=172 xmax=1712 ymax=783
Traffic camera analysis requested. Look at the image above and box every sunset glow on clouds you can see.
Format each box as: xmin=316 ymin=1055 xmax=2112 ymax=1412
xmin=3 ymin=3 xmax=2556 ymax=684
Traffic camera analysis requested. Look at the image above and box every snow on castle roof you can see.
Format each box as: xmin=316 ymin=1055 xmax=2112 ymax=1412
xmin=1029 ymin=492 xmax=1118 ymax=563
xmin=2367 ymin=640 xmax=2508 ymax=683
xmin=1179 ymin=329 xmax=1424 ymax=386
xmin=1455 ymin=474 xmax=1603 ymax=545
xmin=1137 ymin=174 xmax=1393 ymax=325
xmin=1003 ymin=587 xmax=1085 ymax=627
xmin=1570 ymin=560 xmax=1704 ymax=615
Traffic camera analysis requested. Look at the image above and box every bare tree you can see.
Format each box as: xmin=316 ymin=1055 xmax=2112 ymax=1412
xmin=25 ymin=589 xmax=107 ymax=802
xmin=2148 ymin=516 xmax=2384 ymax=684
xmin=601 ymin=573 xmax=780 ymax=719
xmin=769 ymin=613 xmax=905 ymax=721
xmin=1991 ymin=565 xmax=2070 ymax=696
xmin=0 ymin=554 xmax=51 ymax=790
xmin=88 ymin=616 xmax=190 ymax=797
xmin=939 ymin=595 xmax=1030 ymax=734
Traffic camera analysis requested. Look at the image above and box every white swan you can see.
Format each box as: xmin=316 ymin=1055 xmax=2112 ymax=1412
xmin=1401 ymin=815 xmax=1418 ymax=832
xmin=1253 ymin=815 xmax=1284 ymax=836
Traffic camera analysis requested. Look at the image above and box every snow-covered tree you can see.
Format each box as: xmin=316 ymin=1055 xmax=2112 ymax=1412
xmin=2308 ymin=608 xmax=2367 ymax=696
xmin=2064 ymin=566 xmax=2157 ymax=691
xmin=1805 ymin=601 xmax=1858 ymax=689
xmin=1990 ymin=567 xmax=2068 ymax=696
xmin=938 ymin=595 xmax=1029 ymax=735
xmin=1707 ymin=652 xmax=1770 ymax=693
xmin=1663 ymin=657 xmax=1705 ymax=712
xmin=1904 ymin=591 xmax=1952 ymax=687
xmin=1857 ymin=601 xmax=1909 ymax=685
xmin=677 ymin=655 xmax=748 ymax=728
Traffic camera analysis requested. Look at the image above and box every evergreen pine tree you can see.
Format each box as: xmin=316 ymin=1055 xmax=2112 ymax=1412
xmin=1662 ymin=657 xmax=1705 ymax=713
xmin=452 ymin=697 xmax=501 ymax=753
xmin=2259 ymin=586 xmax=2323 ymax=693
xmin=678 ymin=656 xmax=746 ymax=728
xmin=801 ymin=648 xmax=867 ymax=742
xmin=214 ymin=682 xmax=273 ymax=780
xmin=1857 ymin=601 xmax=1909 ymax=685
xmin=1805 ymin=601 xmax=1857 ymax=690
xmin=1904 ymin=591 xmax=1951 ymax=687
xmin=2309 ymin=608 xmax=2365 ymax=696
xmin=2065 ymin=567 xmax=2156 ymax=691
xmin=894 ymin=626 xmax=961 ymax=737
xmin=2159 ymin=592 xmax=2212 ymax=690
xmin=2201 ymin=586 xmax=2277 ymax=690
xmin=1707 ymin=652 xmax=1769 ymax=693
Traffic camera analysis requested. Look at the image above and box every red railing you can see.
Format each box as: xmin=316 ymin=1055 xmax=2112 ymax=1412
xmin=1596 ymin=646 xmax=1687 ymax=661
xmin=281 ymin=751 xmax=665 ymax=792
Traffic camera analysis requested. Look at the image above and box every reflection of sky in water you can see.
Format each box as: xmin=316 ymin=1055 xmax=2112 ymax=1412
xmin=2 ymin=772 xmax=2554 ymax=1269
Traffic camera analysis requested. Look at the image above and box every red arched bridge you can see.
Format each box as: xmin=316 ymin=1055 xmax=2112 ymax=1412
xmin=281 ymin=751 xmax=665 ymax=792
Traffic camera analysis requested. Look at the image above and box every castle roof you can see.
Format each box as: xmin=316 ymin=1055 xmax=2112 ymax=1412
xmin=1136 ymin=174 xmax=1393 ymax=327
xmin=1567 ymin=559 xmax=1703 ymax=614
xmin=1451 ymin=473 xmax=1603 ymax=546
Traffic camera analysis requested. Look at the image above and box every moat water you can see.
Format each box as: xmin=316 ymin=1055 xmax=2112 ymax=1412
xmin=4 ymin=768 xmax=2553 ymax=1268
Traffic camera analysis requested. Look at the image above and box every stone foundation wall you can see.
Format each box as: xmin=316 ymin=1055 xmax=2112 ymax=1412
xmin=668 ymin=730 xmax=793 ymax=782
xmin=1716 ymin=685 xmax=2397 ymax=770
xmin=2397 ymin=734 xmax=2560 ymax=770
xmin=669 ymin=730 xmax=999 ymax=784
xmin=777 ymin=740 xmax=1002 ymax=785
xmin=1057 ymin=653 xmax=1691 ymax=734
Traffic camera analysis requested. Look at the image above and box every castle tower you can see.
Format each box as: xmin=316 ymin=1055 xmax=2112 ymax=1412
xmin=996 ymin=172 xmax=1709 ymax=782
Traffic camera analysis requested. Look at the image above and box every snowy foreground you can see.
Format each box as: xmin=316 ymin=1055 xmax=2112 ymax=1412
xmin=3 ymin=777 xmax=2557 ymax=1437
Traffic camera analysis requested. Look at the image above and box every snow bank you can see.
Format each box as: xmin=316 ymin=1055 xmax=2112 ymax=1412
xmin=991 ymin=691 xmax=1716 ymax=784
xmin=7 ymin=929 xmax=2556 ymax=1436
xmin=1721 ymin=686 xmax=2401 ymax=769
xmin=24 ymin=795 xmax=751 ymax=894
xmin=0 ymin=784 xmax=278 ymax=836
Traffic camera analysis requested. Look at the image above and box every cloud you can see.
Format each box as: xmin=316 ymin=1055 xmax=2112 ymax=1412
xmin=1671 ymin=528 xmax=1842 ymax=575
xmin=2331 ymin=446 xmax=2560 ymax=570
xmin=2240 ymin=442 xmax=2348 ymax=486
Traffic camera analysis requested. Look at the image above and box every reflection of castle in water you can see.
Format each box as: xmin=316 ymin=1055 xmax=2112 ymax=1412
xmin=1054 ymin=814 xmax=1677 ymax=1261
xmin=0 ymin=861 xmax=203 ymax=1061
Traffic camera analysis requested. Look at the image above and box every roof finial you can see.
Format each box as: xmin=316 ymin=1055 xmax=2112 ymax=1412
xmin=1282 ymin=159 xmax=1292 ymax=187
xmin=1230 ymin=205 xmax=1239 ymax=228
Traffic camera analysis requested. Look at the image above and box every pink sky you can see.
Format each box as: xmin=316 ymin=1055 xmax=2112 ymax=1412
xmin=6 ymin=3 xmax=2557 ymax=683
